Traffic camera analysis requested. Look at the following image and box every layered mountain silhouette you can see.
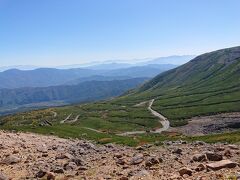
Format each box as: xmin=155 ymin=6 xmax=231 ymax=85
xmin=0 ymin=64 xmax=177 ymax=89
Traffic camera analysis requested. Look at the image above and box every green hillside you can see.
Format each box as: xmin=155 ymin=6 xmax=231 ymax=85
xmin=120 ymin=46 xmax=240 ymax=125
xmin=0 ymin=46 xmax=240 ymax=145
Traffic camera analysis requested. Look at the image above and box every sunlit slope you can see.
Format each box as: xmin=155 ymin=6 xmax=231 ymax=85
xmin=124 ymin=46 xmax=240 ymax=125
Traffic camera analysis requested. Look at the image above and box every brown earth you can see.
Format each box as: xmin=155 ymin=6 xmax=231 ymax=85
xmin=0 ymin=131 xmax=240 ymax=179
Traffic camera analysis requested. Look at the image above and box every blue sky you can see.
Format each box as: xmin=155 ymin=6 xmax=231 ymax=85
xmin=0 ymin=0 xmax=240 ymax=66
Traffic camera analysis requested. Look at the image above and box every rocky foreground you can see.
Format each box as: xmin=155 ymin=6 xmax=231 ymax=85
xmin=0 ymin=131 xmax=240 ymax=180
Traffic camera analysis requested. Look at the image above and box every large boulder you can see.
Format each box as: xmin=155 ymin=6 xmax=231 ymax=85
xmin=205 ymin=151 xmax=223 ymax=161
xmin=178 ymin=167 xmax=192 ymax=176
xmin=206 ymin=160 xmax=238 ymax=171
xmin=192 ymin=154 xmax=207 ymax=162
xmin=228 ymin=145 xmax=239 ymax=150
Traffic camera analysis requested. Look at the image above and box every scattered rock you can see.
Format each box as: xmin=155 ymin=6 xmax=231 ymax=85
xmin=136 ymin=146 xmax=145 ymax=151
xmin=78 ymin=166 xmax=88 ymax=171
xmin=36 ymin=170 xmax=47 ymax=178
xmin=195 ymin=164 xmax=205 ymax=171
xmin=192 ymin=154 xmax=207 ymax=162
xmin=224 ymin=149 xmax=232 ymax=158
xmin=228 ymin=145 xmax=239 ymax=150
xmin=131 ymin=170 xmax=152 ymax=179
xmin=193 ymin=141 xmax=206 ymax=146
xmin=206 ymin=160 xmax=238 ymax=171
xmin=1 ymin=155 xmax=21 ymax=165
xmin=158 ymin=157 xmax=163 ymax=163
xmin=164 ymin=141 xmax=173 ymax=146
xmin=105 ymin=143 xmax=114 ymax=149
xmin=114 ymin=153 xmax=123 ymax=158
xmin=46 ymin=172 xmax=55 ymax=180
xmin=172 ymin=148 xmax=182 ymax=155
xmin=119 ymin=176 xmax=128 ymax=180
xmin=116 ymin=159 xmax=125 ymax=165
xmin=130 ymin=153 xmax=144 ymax=165
xmin=145 ymin=156 xmax=159 ymax=167
xmin=64 ymin=162 xmax=78 ymax=171
xmin=0 ymin=131 xmax=240 ymax=179
xmin=56 ymin=153 xmax=74 ymax=160
xmin=42 ymin=153 xmax=48 ymax=157
xmin=178 ymin=167 xmax=192 ymax=176
xmin=71 ymin=158 xmax=85 ymax=166
xmin=215 ymin=146 xmax=225 ymax=151
xmin=37 ymin=144 xmax=48 ymax=153
xmin=205 ymin=151 xmax=223 ymax=161
xmin=0 ymin=172 xmax=9 ymax=180
xmin=53 ymin=167 xmax=64 ymax=174
xmin=12 ymin=149 xmax=19 ymax=154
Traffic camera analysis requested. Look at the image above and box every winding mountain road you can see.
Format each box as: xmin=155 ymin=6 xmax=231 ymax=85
xmin=60 ymin=114 xmax=80 ymax=124
xmin=51 ymin=111 xmax=57 ymax=118
xmin=118 ymin=99 xmax=170 ymax=136
xmin=148 ymin=99 xmax=170 ymax=133
xmin=67 ymin=99 xmax=170 ymax=136
xmin=60 ymin=114 xmax=72 ymax=124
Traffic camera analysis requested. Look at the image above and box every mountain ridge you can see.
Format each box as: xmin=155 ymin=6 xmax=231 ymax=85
xmin=125 ymin=46 xmax=240 ymax=125
xmin=0 ymin=77 xmax=147 ymax=115
xmin=138 ymin=46 xmax=240 ymax=92
xmin=0 ymin=64 xmax=176 ymax=89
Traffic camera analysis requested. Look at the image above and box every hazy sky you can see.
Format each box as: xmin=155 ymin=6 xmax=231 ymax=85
xmin=0 ymin=0 xmax=240 ymax=66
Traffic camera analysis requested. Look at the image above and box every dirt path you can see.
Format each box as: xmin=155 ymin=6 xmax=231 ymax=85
xmin=71 ymin=115 xmax=80 ymax=123
xmin=148 ymin=99 xmax=170 ymax=133
xmin=83 ymin=127 xmax=103 ymax=133
xmin=51 ymin=111 xmax=57 ymax=118
xmin=133 ymin=101 xmax=148 ymax=107
xmin=67 ymin=115 xmax=80 ymax=123
xmin=71 ymin=99 xmax=170 ymax=136
xmin=60 ymin=114 xmax=80 ymax=124
xmin=60 ymin=113 xmax=72 ymax=124
xmin=118 ymin=99 xmax=170 ymax=136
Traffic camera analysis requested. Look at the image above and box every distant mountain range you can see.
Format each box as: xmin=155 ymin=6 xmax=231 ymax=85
xmin=141 ymin=55 xmax=195 ymax=65
xmin=0 ymin=63 xmax=178 ymax=115
xmin=0 ymin=77 xmax=147 ymax=107
xmin=0 ymin=64 xmax=178 ymax=89
xmin=0 ymin=55 xmax=194 ymax=72
xmin=0 ymin=55 xmax=195 ymax=115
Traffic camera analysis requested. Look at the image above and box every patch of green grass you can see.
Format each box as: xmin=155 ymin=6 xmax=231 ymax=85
xmin=0 ymin=99 xmax=161 ymax=134
xmin=185 ymin=131 xmax=240 ymax=144
xmin=2 ymin=123 xmax=240 ymax=147
xmin=1 ymin=124 xmax=139 ymax=146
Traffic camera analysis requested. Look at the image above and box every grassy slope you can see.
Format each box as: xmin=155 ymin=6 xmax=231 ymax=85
xmin=123 ymin=47 xmax=240 ymax=126
xmin=0 ymin=100 xmax=161 ymax=134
